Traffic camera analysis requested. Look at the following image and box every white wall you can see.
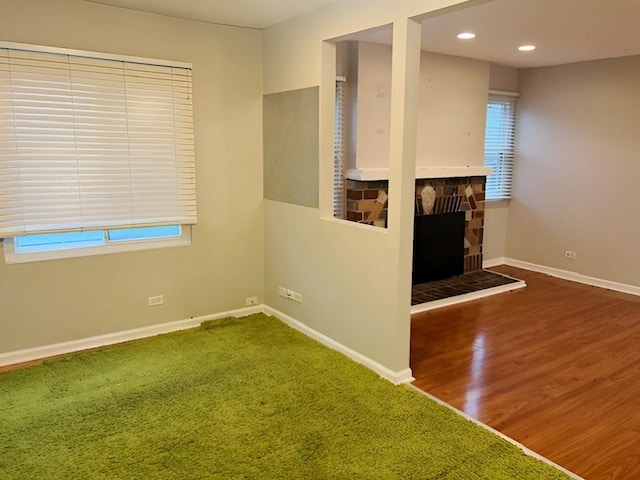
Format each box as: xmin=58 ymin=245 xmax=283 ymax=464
xmin=489 ymin=63 xmax=519 ymax=92
xmin=506 ymin=55 xmax=640 ymax=286
xmin=483 ymin=199 xmax=509 ymax=261
xmin=350 ymin=44 xmax=490 ymax=171
xmin=0 ymin=0 xmax=264 ymax=353
xmin=353 ymin=42 xmax=393 ymax=171
xmin=263 ymin=0 xmax=471 ymax=377
xmin=417 ymin=52 xmax=489 ymax=167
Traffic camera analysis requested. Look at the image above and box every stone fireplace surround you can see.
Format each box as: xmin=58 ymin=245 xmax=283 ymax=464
xmin=345 ymin=175 xmax=487 ymax=275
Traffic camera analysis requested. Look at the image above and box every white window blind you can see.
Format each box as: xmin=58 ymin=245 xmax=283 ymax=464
xmin=484 ymin=93 xmax=517 ymax=200
xmin=333 ymin=78 xmax=346 ymax=219
xmin=0 ymin=44 xmax=196 ymax=237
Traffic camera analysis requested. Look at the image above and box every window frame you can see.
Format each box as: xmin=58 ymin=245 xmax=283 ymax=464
xmin=3 ymin=226 xmax=191 ymax=264
xmin=0 ymin=42 xmax=196 ymax=263
xmin=484 ymin=91 xmax=519 ymax=201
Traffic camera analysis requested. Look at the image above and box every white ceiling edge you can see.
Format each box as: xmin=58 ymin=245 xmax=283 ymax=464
xmin=84 ymin=0 xmax=339 ymax=29
xmin=82 ymin=0 xmax=640 ymax=68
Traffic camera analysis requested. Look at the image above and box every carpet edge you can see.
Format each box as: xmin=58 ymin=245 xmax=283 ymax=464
xmin=407 ymin=384 xmax=585 ymax=480
xmin=263 ymin=305 xmax=415 ymax=385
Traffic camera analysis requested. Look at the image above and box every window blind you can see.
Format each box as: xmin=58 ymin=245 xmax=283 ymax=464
xmin=333 ymin=78 xmax=346 ymax=219
xmin=484 ymin=93 xmax=517 ymax=200
xmin=0 ymin=45 xmax=196 ymax=237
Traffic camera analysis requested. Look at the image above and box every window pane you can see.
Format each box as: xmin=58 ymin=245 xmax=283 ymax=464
xmin=484 ymin=95 xmax=517 ymax=200
xmin=15 ymin=231 xmax=105 ymax=253
xmin=107 ymin=225 xmax=181 ymax=242
xmin=334 ymin=79 xmax=346 ymax=219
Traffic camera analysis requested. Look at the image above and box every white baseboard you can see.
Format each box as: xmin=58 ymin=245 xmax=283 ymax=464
xmin=2 ymin=303 xmax=415 ymax=386
xmin=504 ymin=258 xmax=640 ymax=297
xmin=0 ymin=305 xmax=263 ymax=368
xmin=263 ymin=305 xmax=415 ymax=385
xmin=483 ymin=257 xmax=506 ymax=268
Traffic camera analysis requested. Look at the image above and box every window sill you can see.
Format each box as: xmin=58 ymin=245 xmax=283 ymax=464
xmin=3 ymin=230 xmax=191 ymax=264
xmin=485 ymin=198 xmax=511 ymax=208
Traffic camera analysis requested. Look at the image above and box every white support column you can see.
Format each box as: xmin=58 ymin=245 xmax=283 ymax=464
xmin=387 ymin=17 xmax=422 ymax=373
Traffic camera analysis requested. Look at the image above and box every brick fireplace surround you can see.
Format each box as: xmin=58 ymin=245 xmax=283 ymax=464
xmin=345 ymin=176 xmax=486 ymax=274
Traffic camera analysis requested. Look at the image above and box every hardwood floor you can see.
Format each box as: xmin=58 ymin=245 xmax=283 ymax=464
xmin=411 ymin=266 xmax=640 ymax=480
xmin=0 ymin=357 xmax=46 ymax=373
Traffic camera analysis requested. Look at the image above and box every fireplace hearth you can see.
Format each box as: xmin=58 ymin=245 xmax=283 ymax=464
xmin=411 ymin=270 xmax=520 ymax=305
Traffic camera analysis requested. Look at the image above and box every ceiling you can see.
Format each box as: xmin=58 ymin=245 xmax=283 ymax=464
xmin=353 ymin=0 xmax=640 ymax=68
xmin=84 ymin=0 xmax=339 ymax=29
xmin=85 ymin=0 xmax=640 ymax=68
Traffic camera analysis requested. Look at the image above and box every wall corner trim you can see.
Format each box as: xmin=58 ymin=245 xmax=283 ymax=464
xmin=263 ymin=306 xmax=415 ymax=385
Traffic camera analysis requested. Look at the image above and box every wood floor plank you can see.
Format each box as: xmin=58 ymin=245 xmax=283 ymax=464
xmin=411 ymin=266 xmax=640 ymax=480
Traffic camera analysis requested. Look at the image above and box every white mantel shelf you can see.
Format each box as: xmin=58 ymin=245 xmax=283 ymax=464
xmin=346 ymin=166 xmax=492 ymax=181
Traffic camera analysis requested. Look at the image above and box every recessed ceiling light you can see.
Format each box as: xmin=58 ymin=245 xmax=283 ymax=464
xmin=457 ymin=32 xmax=476 ymax=40
xmin=518 ymin=45 xmax=536 ymax=52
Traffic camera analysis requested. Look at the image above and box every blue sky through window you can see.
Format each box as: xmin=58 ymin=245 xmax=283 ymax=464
xmin=14 ymin=226 xmax=181 ymax=254
xmin=15 ymin=231 xmax=105 ymax=253
xmin=108 ymin=226 xmax=181 ymax=242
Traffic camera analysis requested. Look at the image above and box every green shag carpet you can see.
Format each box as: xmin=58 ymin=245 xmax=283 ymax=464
xmin=0 ymin=314 xmax=572 ymax=479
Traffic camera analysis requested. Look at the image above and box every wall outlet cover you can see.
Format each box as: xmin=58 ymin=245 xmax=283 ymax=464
xmin=148 ymin=295 xmax=164 ymax=306
xmin=245 ymin=296 xmax=258 ymax=306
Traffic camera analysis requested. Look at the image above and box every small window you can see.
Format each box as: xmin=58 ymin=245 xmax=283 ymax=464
xmin=484 ymin=93 xmax=517 ymax=200
xmin=333 ymin=77 xmax=346 ymax=219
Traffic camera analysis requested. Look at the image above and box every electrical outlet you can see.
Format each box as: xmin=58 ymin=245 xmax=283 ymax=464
xmin=148 ymin=295 xmax=164 ymax=306
xmin=245 ymin=296 xmax=258 ymax=306
xmin=280 ymin=286 xmax=302 ymax=303
xmin=564 ymin=250 xmax=577 ymax=259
